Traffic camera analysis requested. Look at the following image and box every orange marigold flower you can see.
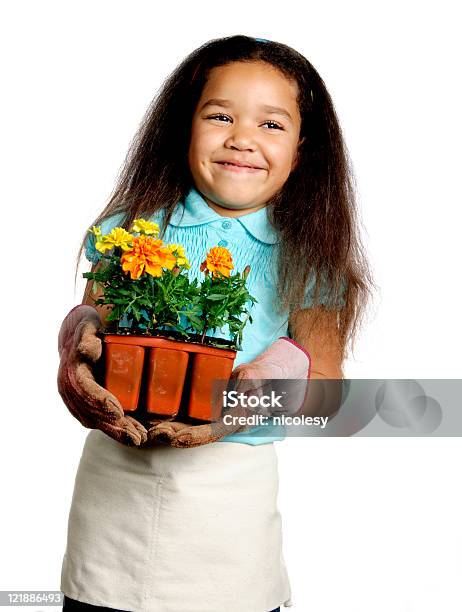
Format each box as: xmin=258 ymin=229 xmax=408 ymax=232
xmin=120 ymin=235 xmax=177 ymax=280
xmin=201 ymin=246 xmax=234 ymax=278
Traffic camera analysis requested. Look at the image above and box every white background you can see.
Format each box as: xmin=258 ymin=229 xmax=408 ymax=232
xmin=1 ymin=1 xmax=461 ymax=611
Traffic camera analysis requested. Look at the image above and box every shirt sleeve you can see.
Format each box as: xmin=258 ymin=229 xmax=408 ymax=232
xmin=84 ymin=212 xmax=126 ymax=265
xmin=302 ymin=271 xmax=347 ymax=309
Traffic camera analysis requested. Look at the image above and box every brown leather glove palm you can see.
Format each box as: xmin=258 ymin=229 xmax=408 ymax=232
xmin=57 ymin=304 xmax=148 ymax=446
xmin=141 ymin=399 xmax=252 ymax=449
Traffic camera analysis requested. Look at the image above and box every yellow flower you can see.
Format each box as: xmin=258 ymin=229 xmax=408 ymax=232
xmin=120 ymin=235 xmax=177 ymax=280
xmin=167 ymin=243 xmax=190 ymax=269
xmin=90 ymin=225 xmax=102 ymax=239
xmin=131 ymin=218 xmax=160 ymax=236
xmin=200 ymin=246 xmax=234 ymax=278
xmin=94 ymin=227 xmax=134 ymax=254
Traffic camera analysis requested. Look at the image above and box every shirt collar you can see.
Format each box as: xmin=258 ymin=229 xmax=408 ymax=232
xmin=169 ymin=186 xmax=279 ymax=245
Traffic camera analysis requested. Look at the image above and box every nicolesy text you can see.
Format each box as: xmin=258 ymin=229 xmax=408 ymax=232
xmin=222 ymin=414 xmax=330 ymax=429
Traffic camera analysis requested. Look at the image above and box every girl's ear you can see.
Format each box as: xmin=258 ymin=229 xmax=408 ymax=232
xmin=291 ymin=136 xmax=306 ymax=172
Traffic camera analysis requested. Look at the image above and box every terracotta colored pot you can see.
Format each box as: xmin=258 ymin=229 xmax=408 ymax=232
xmin=103 ymin=334 xmax=237 ymax=422
xmin=104 ymin=342 xmax=145 ymax=412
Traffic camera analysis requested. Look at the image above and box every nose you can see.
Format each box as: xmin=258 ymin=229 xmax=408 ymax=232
xmin=224 ymin=123 xmax=257 ymax=151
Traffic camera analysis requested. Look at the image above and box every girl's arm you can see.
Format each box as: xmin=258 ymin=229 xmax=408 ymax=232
xmin=288 ymin=306 xmax=344 ymax=419
xmin=288 ymin=306 xmax=344 ymax=379
xmin=81 ymin=261 xmax=114 ymax=328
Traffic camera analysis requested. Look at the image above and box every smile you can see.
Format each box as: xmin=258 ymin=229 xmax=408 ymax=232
xmin=214 ymin=162 xmax=264 ymax=174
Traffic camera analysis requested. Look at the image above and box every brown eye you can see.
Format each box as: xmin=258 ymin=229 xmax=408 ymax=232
xmin=207 ymin=114 xmax=231 ymax=122
xmin=263 ymin=121 xmax=283 ymax=130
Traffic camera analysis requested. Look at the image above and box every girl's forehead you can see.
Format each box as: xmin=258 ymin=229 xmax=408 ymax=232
xmin=200 ymin=62 xmax=299 ymax=104
xmin=206 ymin=60 xmax=289 ymax=83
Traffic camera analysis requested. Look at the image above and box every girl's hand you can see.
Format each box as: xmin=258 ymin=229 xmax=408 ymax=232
xmin=139 ymin=382 xmax=253 ymax=449
xmin=233 ymin=337 xmax=311 ymax=380
xmin=226 ymin=338 xmax=310 ymax=417
xmin=140 ymin=418 xmax=247 ymax=448
xmin=57 ymin=304 xmax=148 ymax=446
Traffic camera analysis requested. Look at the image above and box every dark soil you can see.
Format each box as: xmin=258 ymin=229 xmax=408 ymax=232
xmin=100 ymin=327 xmax=237 ymax=351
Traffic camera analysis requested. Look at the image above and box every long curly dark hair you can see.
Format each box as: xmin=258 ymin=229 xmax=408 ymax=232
xmin=74 ymin=34 xmax=375 ymax=358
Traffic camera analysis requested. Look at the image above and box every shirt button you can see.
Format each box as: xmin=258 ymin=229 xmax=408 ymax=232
xmin=218 ymin=239 xmax=228 ymax=247
xmin=222 ymin=221 xmax=232 ymax=230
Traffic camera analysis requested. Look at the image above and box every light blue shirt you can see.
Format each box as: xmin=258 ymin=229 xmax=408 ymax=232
xmin=85 ymin=186 xmax=326 ymax=444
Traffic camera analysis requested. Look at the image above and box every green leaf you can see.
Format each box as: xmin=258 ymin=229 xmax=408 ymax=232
xmin=187 ymin=315 xmax=204 ymax=329
xmin=206 ymin=294 xmax=225 ymax=300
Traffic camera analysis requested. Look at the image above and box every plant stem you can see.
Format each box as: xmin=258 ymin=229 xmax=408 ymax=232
xmin=200 ymin=302 xmax=208 ymax=343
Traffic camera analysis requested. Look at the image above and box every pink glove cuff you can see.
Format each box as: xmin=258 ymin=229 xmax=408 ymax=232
xmin=279 ymin=336 xmax=311 ymax=361
xmin=279 ymin=336 xmax=311 ymax=379
xmin=241 ymin=337 xmax=310 ymax=380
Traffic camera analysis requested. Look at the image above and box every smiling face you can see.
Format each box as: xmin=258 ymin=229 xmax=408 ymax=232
xmin=188 ymin=61 xmax=304 ymax=217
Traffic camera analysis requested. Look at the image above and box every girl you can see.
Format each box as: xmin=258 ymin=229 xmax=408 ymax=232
xmin=58 ymin=35 xmax=373 ymax=611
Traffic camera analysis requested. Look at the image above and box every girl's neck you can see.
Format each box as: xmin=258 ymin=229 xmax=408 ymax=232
xmin=202 ymin=194 xmax=268 ymax=218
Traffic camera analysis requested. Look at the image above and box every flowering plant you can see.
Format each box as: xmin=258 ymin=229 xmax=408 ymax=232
xmin=197 ymin=247 xmax=254 ymax=349
xmin=83 ymin=219 xmax=257 ymax=350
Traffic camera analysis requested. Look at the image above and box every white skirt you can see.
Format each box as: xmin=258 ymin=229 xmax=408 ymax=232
xmin=60 ymin=429 xmax=293 ymax=612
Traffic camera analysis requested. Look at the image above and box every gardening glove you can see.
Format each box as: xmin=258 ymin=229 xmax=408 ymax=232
xmin=140 ymin=337 xmax=310 ymax=449
xmin=141 ymin=402 xmax=251 ymax=449
xmin=229 ymin=336 xmax=311 ymax=416
xmin=57 ymin=304 xmax=148 ymax=446
xmin=231 ymin=336 xmax=311 ymax=383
